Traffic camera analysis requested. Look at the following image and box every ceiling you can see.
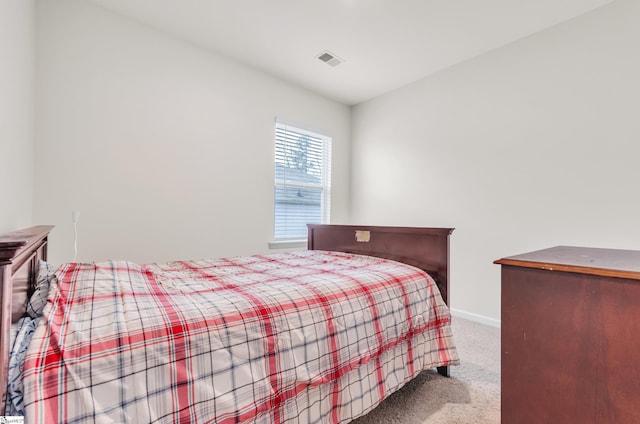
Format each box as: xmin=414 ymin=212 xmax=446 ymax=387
xmin=87 ymin=0 xmax=613 ymax=106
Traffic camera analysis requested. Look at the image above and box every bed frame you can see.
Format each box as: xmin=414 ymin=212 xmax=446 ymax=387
xmin=0 ymin=224 xmax=454 ymax=412
xmin=0 ymin=225 xmax=53 ymax=411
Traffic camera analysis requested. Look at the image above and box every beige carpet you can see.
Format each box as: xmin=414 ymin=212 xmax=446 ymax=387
xmin=353 ymin=317 xmax=500 ymax=424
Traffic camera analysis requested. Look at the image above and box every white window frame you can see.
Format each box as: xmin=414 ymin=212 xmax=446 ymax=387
xmin=271 ymin=119 xmax=331 ymax=246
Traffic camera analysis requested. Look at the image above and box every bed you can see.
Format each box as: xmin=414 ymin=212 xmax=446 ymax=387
xmin=0 ymin=224 xmax=459 ymax=423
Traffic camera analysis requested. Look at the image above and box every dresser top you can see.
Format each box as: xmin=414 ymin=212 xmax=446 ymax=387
xmin=495 ymin=245 xmax=640 ymax=281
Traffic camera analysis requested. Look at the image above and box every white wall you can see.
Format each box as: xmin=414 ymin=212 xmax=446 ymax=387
xmin=0 ymin=0 xmax=35 ymax=234
xmin=34 ymin=0 xmax=351 ymax=264
xmin=351 ymin=0 xmax=640 ymax=321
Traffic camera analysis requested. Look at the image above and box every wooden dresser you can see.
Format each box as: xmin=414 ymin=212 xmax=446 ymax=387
xmin=495 ymin=246 xmax=640 ymax=424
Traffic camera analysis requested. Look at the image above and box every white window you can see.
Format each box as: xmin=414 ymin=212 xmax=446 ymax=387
xmin=274 ymin=120 xmax=331 ymax=240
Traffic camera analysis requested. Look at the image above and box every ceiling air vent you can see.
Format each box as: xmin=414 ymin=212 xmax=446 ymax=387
xmin=317 ymin=51 xmax=344 ymax=67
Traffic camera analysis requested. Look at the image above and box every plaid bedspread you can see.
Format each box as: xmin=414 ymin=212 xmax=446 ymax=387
xmin=22 ymin=250 xmax=459 ymax=423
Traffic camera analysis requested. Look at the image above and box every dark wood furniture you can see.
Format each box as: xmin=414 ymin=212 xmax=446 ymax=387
xmin=0 ymin=224 xmax=454 ymax=412
xmin=496 ymin=246 xmax=640 ymax=424
xmin=308 ymin=224 xmax=454 ymax=376
xmin=0 ymin=226 xmax=53 ymax=410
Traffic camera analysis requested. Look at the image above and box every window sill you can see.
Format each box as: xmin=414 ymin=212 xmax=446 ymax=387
xmin=268 ymin=239 xmax=307 ymax=250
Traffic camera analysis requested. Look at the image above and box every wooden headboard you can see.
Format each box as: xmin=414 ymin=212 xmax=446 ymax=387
xmin=307 ymin=224 xmax=454 ymax=306
xmin=0 ymin=225 xmax=54 ymax=411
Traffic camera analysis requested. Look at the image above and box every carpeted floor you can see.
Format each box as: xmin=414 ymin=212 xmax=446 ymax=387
xmin=353 ymin=316 xmax=500 ymax=424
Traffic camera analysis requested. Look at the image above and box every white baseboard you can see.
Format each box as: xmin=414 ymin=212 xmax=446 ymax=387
xmin=450 ymin=308 xmax=501 ymax=328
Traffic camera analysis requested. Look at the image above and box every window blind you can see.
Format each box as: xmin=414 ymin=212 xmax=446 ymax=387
xmin=274 ymin=121 xmax=331 ymax=239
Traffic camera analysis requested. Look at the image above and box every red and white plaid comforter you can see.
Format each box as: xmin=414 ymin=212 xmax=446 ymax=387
xmin=23 ymin=250 xmax=459 ymax=423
